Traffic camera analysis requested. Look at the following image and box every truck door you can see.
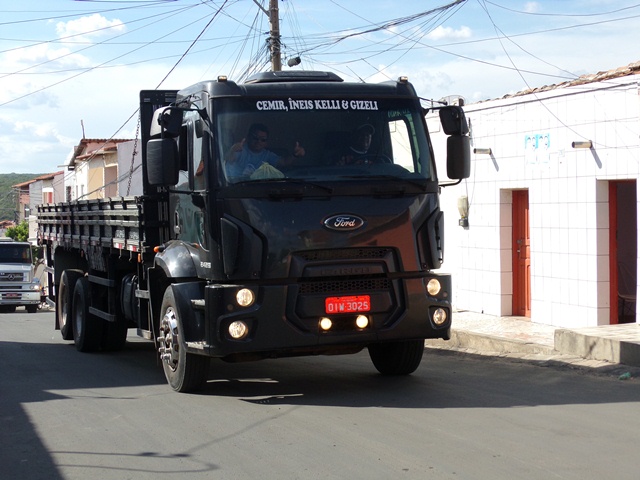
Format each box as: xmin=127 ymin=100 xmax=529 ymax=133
xmin=172 ymin=111 xmax=208 ymax=251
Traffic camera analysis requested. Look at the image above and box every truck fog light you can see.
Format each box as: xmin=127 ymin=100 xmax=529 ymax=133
xmin=319 ymin=317 xmax=332 ymax=331
xmin=426 ymin=278 xmax=441 ymax=296
xmin=432 ymin=308 xmax=447 ymax=326
xmin=229 ymin=320 xmax=249 ymax=339
xmin=355 ymin=315 xmax=369 ymax=329
xmin=236 ymin=288 xmax=255 ymax=307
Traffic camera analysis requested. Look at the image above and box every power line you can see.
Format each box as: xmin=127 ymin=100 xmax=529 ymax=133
xmin=483 ymin=1 xmax=640 ymax=18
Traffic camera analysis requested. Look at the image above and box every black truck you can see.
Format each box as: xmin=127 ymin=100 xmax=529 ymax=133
xmin=37 ymin=70 xmax=470 ymax=392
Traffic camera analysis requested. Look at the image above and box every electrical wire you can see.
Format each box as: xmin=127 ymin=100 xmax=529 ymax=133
xmin=1 ymin=0 xmax=639 ymax=181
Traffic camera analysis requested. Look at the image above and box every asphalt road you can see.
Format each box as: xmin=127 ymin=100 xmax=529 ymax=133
xmin=3 ymin=309 xmax=640 ymax=480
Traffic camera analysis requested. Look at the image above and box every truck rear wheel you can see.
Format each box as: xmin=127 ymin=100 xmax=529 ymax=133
xmin=157 ymin=288 xmax=209 ymax=392
xmin=58 ymin=269 xmax=84 ymax=340
xmin=72 ymin=277 xmax=103 ymax=352
xmin=368 ymin=339 xmax=425 ymax=375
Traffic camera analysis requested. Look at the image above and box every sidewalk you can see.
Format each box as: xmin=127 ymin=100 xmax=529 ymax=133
xmin=428 ymin=310 xmax=640 ymax=375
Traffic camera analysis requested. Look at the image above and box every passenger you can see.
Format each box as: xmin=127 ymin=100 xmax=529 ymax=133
xmin=226 ymin=123 xmax=305 ymax=178
xmin=333 ymin=123 xmax=375 ymax=165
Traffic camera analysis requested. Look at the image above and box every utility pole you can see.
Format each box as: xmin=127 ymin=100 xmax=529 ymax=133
xmin=254 ymin=0 xmax=282 ymax=71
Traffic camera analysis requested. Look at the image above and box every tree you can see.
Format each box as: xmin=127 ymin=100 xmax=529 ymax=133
xmin=5 ymin=220 xmax=29 ymax=242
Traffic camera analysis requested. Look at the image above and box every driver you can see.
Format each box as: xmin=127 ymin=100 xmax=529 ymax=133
xmin=334 ymin=123 xmax=375 ymax=165
xmin=226 ymin=123 xmax=305 ymax=178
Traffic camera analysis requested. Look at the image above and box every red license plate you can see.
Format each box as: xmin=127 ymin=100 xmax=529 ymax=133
xmin=325 ymin=295 xmax=371 ymax=314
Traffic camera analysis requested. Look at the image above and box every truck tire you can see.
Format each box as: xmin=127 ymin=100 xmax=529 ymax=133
xmin=58 ymin=269 xmax=84 ymax=340
xmin=157 ymin=288 xmax=209 ymax=392
xmin=26 ymin=305 xmax=38 ymax=314
xmin=368 ymin=339 xmax=425 ymax=375
xmin=72 ymin=277 xmax=103 ymax=352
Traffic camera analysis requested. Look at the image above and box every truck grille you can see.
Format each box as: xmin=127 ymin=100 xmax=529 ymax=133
xmin=298 ymin=278 xmax=390 ymax=295
xmin=297 ymin=248 xmax=390 ymax=262
xmin=0 ymin=272 xmax=26 ymax=282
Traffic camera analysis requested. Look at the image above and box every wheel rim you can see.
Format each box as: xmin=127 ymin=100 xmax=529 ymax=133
xmin=158 ymin=307 xmax=180 ymax=372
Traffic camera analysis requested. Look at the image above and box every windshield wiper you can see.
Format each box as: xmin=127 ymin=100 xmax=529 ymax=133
xmin=233 ymin=177 xmax=334 ymax=194
xmin=338 ymin=174 xmax=430 ymax=193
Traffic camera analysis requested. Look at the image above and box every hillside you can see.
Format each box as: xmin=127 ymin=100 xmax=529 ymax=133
xmin=0 ymin=173 xmax=43 ymax=222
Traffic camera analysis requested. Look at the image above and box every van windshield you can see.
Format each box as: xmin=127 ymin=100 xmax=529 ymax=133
xmin=214 ymin=97 xmax=434 ymax=185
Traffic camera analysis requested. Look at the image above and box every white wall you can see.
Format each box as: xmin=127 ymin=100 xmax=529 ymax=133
xmin=431 ymin=74 xmax=640 ymax=327
xmin=117 ymin=140 xmax=142 ymax=196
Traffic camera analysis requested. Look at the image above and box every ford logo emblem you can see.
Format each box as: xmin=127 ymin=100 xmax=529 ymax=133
xmin=323 ymin=214 xmax=365 ymax=231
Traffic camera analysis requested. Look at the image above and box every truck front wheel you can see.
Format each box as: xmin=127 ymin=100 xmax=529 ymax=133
xmin=368 ymin=339 xmax=425 ymax=375
xmin=157 ymin=288 xmax=209 ymax=392
xmin=72 ymin=277 xmax=103 ymax=352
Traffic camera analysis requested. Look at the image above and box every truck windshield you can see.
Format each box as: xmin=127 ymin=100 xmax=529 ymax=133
xmin=0 ymin=244 xmax=32 ymax=264
xmin=214 ymin=97 xmax=434 ymax=185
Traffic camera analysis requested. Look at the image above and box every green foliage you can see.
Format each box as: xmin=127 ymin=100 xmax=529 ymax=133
xmin=0 ymin=173 xmax=42 ymax=221
xmin=5 ymin=221 xmax=29 ymax=242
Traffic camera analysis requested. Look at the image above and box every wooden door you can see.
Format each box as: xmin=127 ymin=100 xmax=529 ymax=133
xmin=609 ymin=180 xmax=637 ymax=324
xmin=513 ymin=190 xmax=531 ymax=317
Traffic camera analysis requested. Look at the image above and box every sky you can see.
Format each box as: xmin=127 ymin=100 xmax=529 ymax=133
xmin=0 ymin=0 xmax=639 ymax=174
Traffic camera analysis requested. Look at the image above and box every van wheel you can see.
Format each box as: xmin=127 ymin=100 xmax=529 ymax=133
xmin=26 ymin=305 xmax=38 ymax=314
xmin=157 ymin=288 xmax=208 ymax=392
xmin=72 ymin=277 xmax=103 ymax=352
xmin=57 ymin=270 xmax=84 ymax=340
xmin=368 ymin=339 xmax=424 ymax=375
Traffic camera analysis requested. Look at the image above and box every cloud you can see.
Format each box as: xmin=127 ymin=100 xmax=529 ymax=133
xmin=427 ymin=25 xmax=472 ymax=41
xmin=0 ymin=118 xmax=75 ymax=174
xmin=55 ymin=14 xmax=126 ymax=43
xmin=524 ymin=2 xmax=540 ymax=14
xmin=3 ymin=43 xmax=91 ymax=72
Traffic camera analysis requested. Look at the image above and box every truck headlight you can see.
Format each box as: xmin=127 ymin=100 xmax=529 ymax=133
xmin=426 ymin=278 xmax=441 ymax=296
xmin=236 ymin=288 xmax=255 ymax=307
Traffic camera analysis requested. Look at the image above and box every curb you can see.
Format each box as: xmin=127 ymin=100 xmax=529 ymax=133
xmin=428 ymin=329 xmax=557 ymax=356
xmin=555 ymin=327 xmax=640 ymax=367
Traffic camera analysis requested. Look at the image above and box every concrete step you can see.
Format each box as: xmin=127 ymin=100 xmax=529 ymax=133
xmin=554 ymin=324 xmax=640 ymax=367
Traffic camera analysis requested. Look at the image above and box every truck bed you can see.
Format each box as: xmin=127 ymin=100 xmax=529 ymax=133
xmin=37 ymin=197 xmax=145 ymax=265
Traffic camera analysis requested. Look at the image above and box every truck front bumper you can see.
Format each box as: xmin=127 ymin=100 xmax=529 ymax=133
xmin=196 ymin=274 xmax=452 ymax=359
xmin=0 ymin=290 xmax=40 ymax=306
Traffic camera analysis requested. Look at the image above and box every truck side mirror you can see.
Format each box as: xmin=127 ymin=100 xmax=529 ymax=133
xmin=439 ymin=105 xmax=469 ymax=135
xmin=447 ymin=135 xmax=471 ymax=179
xmin=149 ymin=106 xmax=183 ymax=139
xmin=438 ymin=105 xmax=471 ymax=180
xmin=147 ymin=138 xmax=180 ymax=185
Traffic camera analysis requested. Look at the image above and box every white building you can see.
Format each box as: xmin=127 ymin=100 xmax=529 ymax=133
xmin=431 ymin=61 xmax=640 ymax=328
xmin=65 ymin=138 xmax=136 ymax=201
